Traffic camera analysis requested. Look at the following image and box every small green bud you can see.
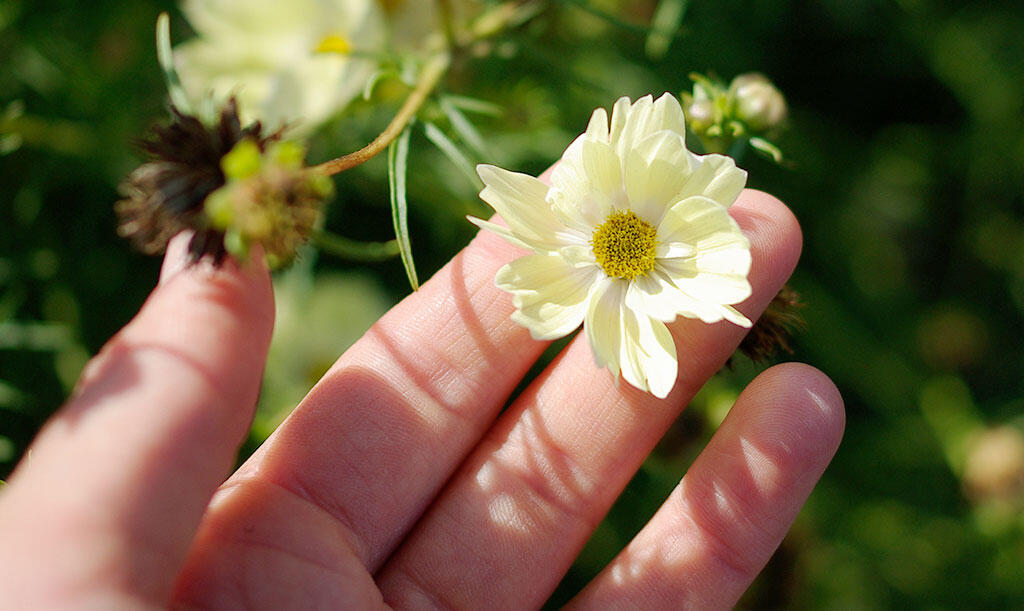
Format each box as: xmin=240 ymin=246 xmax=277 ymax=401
xmin=223 ymin=227 xmax=250 ymax=260
xmin=270 ymin=140 xmax=306 ymax=170
xmin=204 ymin=188 xmax=235 ymax=229
xmin=202 ymin=137 xmax=332 ymax=268
xmin=309 ymin=173 xmax=335 ymax=198
xmin=221 ymin=138 xmax=263 ymax=180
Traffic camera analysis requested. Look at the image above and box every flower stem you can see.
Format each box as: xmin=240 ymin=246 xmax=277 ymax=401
xmin=311 ymin=230 xmax=400 ymax=261
xmin=316 ymin=53 xmax=450 ymax=176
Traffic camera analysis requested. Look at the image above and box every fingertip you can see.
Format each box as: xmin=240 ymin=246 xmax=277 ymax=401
xmin=565 ymin=362 xmax=844 ymax=610
xmin=739 ymin=362 xmax=845 ymax=477
xmin=777 ymin=362 xmax=845 ymax=454
xmin=156 ymin=234 xmax=274 ymax=327
xmin=731 ymin=189 xmax=803 ymax=297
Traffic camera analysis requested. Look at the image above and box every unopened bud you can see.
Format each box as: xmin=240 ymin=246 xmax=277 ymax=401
xmin=730 ymin=73 xmax=787 ymax=132
xmin=683 ymin=97 xmax=716 ymax=133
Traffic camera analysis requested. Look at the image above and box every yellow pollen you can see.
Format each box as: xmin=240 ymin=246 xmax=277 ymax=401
xmin=315 ymin=34 xmax=351 ymax=55
xmin=591 ymin=210 xmax=658 ymax=280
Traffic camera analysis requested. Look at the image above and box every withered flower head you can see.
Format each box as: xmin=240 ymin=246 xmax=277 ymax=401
xmin=735 ymin=284 xmax=805 ymax=364
xmin=115 ymin=98 xmax=281 ymax=264
xmin=204 ymin=138 xmax=333 ymax=269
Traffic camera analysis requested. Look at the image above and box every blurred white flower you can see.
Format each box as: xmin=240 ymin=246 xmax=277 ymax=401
xmin=379 ymin=0 xmax=483 ymax=52
xmin=471 ymin=94 xmax=752 ymax=398
xmin=175 ymin=0 xmax=385 ymax=132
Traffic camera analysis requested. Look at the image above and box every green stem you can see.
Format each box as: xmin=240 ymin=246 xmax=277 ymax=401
xmin=311 ymin=231 xmax=401 ymax=262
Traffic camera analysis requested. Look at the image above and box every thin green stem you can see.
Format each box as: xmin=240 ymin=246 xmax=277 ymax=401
xmin=311 ymin=230 xmax=400 ymax=261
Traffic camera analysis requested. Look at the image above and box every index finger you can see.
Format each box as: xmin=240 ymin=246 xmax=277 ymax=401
xmin=0 ymin=235 xmax=274 ymax=607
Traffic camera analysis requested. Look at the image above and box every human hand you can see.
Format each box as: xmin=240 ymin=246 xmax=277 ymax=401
xmin=0 ymin=189 xmax=843 ymax=609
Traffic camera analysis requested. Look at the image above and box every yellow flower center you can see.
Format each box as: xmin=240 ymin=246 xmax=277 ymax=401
xmin=315 ymin=34 xmax=351 ymax=55
xmin=591 ymin=210 xmax=658 ymax=280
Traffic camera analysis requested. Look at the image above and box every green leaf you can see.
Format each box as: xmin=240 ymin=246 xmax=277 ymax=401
xmin=388 ymin=126 xmax=418 ymax=291
xmin=440 ymin=97 xmax=489 ymax=159
xmin=441 ymin=94 xmax=503 ymax=117
xmin=156 ymin=13 xmax=192 ymax=115
xmin=749 ymin=136 xmax=784 ymax=164
xmin=423 ymin=121 xmax=483 ymax=190
xmin=645 ymin=0 xmax=689 ymax=60
xmin=362 ymin=67 xmax=399 ymax=100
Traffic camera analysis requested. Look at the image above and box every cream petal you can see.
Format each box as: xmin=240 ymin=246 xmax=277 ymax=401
xmin=721 ymin=305 xmax=753 ymax=328
xmin=625 ymin=273 xmax=681 ymax=322
xmin=657 ymin=243 xmax=752 ymax=280
xmin=618 ymin=306 xmax=647 ymax=393
xmin=624 ymin=130 xmax=693 ymax=224
xmin=585 ymin=107 xmax=610 ymax=141
xmin=558 ymin=244 xmax=597 ymax=268
xmin=550 ymin=137 xmax=612 ymax=230
xmin=695 ymin=246 xmax=753 ymax=276
xmin=638 ymin=263 xmax=749 ymax=324
xmin=469 ymin=215 xmax=585 ymax=257
xmin=633 ymin=128 xmax=690 ymax=167
xmin=584 ymin=278 xmax=625 ymax=375
xmin=613 ymin=95 xmax=654 ymax=159
xmin=672 ymin=153 xmax=747 ymax=208
xmin=673 ymin=297 xmax=734 ymax=324
xmin=656 ymin=241 xmax=697 ymax=259
xmin=671 ymin=269 xmax=752 ymax=306
xmin=636 ymin=315 xmax=678 ymax=399
xmin=617 ymin=306 xmax=678 ymax=398
xmin=477 ymin=164 xmax=564 ymax=249
xmin=649 ymin=92 xmax=688 ymax=138
xmin=613 ymin=94 xmax=687 ymax=162
xmin=658 ymin=195 xmax=745 ymax=251
xmin=607 ymin=96 xmax=633 ymax=150
xmin=467 ymin=216 xmax=534 ymax=251
xmin=582 ymin=138 xmax=624 ymax=202
xmin=657 ymin=229 xmax=752 ymax=306
xmin=496 ymin=254 xmax=598 ymax=340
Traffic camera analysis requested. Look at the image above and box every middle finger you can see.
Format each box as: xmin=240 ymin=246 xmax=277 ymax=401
xmin=376 ymin=190 xmax=801 ymax=608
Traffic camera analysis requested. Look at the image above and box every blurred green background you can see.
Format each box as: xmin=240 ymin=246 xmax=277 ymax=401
xmin=2 ymin=0 xmax=1023 ymax=607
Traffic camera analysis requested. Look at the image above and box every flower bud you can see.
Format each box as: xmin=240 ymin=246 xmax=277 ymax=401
xmin=683 ymin=97 xmax=716 ymax=134
xmin=730 ymin=72 xmax=787 ymax=132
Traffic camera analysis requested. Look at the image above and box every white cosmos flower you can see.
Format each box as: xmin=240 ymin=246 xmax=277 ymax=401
xmin=174 ymin=0 xmax=385 ymax=132
xmin=470 ymin=94 xmax=753 ymax=399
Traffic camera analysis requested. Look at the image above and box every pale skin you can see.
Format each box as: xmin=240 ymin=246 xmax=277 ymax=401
xmin=0 ymin=188 xmax=844 ymax=609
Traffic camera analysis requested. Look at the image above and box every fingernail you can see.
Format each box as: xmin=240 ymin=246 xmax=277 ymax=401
xmin=159 ymin=232 xmax=193 ymax=285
